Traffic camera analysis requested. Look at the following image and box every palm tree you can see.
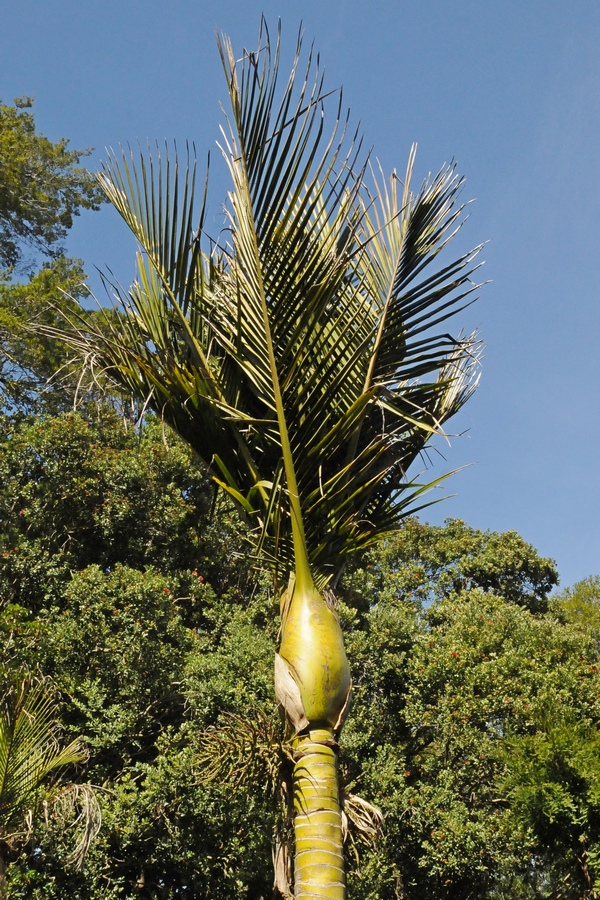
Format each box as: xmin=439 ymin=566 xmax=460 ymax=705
xmin=47 ymin=20 xmax=482 ymax=899
xmin=0 ymin=679 xmax=99 ymax=898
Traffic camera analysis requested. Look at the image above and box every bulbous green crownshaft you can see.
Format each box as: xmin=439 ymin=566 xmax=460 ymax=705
xmin=279 ymin=583 xmax=351 ymax=728
xmin=277 ymin=583 xmax=351 ymax=900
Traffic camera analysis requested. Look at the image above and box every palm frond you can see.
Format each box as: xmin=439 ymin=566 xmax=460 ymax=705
xmin=0 ymin=681 xmax=86 ymax=836
xmin=195 ymin=711 xmax=283 ymax=796
xmin=37 ymin=20 xmax=484 ymax=590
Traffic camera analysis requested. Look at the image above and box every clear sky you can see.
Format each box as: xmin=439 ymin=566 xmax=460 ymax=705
xmin=2 ymin=1 xmax=599 ymax=589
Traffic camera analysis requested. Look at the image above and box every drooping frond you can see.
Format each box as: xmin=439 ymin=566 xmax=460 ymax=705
xmin=49 ymin=782 xmax=103 ymax=870
xmin=40 ymin=18 xmax=483 ymax=589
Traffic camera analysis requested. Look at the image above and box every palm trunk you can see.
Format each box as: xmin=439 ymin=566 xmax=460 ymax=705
xmin=275 ymin=581 xmax=352 ymax=900
xmin=292 ymin=727 xmax=345 ymax=900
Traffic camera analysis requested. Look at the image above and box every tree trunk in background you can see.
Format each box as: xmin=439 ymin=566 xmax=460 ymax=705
xmin=0 ymin=848 xmax=7 ymax=900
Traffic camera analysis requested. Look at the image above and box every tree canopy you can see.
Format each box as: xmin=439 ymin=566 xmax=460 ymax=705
xmin=0 ymin=99 xmax=111 ymax=418
xmin=0 ymin=98 xmax=102 ymax=272
xmin=0 ymin=408 xmax=599 ymax=898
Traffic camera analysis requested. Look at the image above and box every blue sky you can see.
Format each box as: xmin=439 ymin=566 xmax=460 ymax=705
xmin=2 ymin=1 xmax=599 ymax=588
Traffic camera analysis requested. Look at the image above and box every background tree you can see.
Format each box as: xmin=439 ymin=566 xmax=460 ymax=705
xmin=551 ymin=576 xmax=600 ymax=648
xmin=0 ymin=258 xmax=92 ymax=415
xmin=2 ymin=406 xmax=599 ymax=898
xmin=0 ymin=98 xmax=102 ymax=273
xmin=346 ymin=583 xmax=600 ymax=899
xmin=0 ymin=408 xmax=277 ymax=897
xmin=352 ymin=517 xmax=558 ymax=613
xmin=338 ymin=523 xmax=596 ymax=899
xmin=0 ymin=98 xmax=108 ymax=417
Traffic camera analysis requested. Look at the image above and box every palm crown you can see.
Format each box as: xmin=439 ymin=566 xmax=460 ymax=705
xmin=55 ymin=20 xmax=482 ymax=590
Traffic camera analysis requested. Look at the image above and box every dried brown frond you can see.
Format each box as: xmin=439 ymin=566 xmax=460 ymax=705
xmin=273 ymin=831 xmax=294 ymax=899
xmin=47 ymin=782 xmax=102 ymax=870
xmin=341 ymin=788 xmax=384 ymax=862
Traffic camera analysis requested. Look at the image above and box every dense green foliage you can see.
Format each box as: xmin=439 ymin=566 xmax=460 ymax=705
xmin=1 ymin=409 xmax=599 ymax=898
xmin=1 ymin=258 xmax=90 ymax=414
xmin=0 ymin=100 xmax=111 ymax=417
xmin=0 ymin=410 xmax=276 ymax=897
